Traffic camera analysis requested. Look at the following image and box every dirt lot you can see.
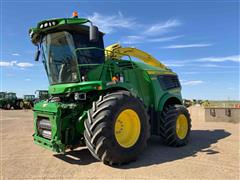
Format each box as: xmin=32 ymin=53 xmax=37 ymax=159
xmin=0 ymin=106 xmax=239 ymax=179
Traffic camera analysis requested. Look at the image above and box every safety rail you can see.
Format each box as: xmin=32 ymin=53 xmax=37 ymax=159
xmin=74 ymin=47 xmax=138 ymax=81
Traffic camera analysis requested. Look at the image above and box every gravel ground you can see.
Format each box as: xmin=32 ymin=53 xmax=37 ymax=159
xmin=0 ymin=106 xmax=239 ymax=179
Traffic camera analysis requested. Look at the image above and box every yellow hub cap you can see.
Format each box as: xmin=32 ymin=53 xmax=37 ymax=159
xmin=114 ymin=109 xmax=141 ymax=148
xmin=176 ymin=114 xmax=188 ymax=139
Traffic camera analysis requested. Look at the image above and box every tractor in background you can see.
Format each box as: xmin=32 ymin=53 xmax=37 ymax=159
xmin=183 ymin=99 xmax=193 ymax=108
xmin=23 ymin=95 xmax=35 ymax=109
xmin=0 ymin=92 xmax=6 ymax=98
xmin=29 ymin=12 xmax=191 ymax=166
xmin=0 ymin=92 xmax=7 ymax=109
xmin=34 ymin=90 xmax=49 ymax=103
xmin=0 ymin=92 xmax=24 ymax=110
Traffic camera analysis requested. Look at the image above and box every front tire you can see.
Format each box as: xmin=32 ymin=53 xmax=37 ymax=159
xmin=6 ymin=103 xmax=11 ymax=110
xmin=84 ymin=91 xmax=150 ymax=165
xmin=160 ymin=105 xmax=191 ymax=146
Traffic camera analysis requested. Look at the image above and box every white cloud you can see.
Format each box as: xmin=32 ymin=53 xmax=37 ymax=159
xmin=87 ymin=14 xmax=182 ymax=44
xmin=122 ymin=19 xmax=182 ymax=44
xmin=182 ymin=71 xmax=198 ymax=75
xmin=88 ymin=12 xmax=181 ymax=37
xmin=25 ymin=78 xmax=31 ymax=81
xmin=162 ymin=55 xmax=240 ymax=68
xmin=163 ymin=43 xmax=212 ymax=49
xmin=88 ymin=12 xmax=136 ymax=33
xmin=181 ymin=80 xmax=203 ymax=85
xmin=12 ymin=53 xmax=20 ymax=56
xmin=182 ymin=71 xmax=238 ymax=74
xmin=145 ymin=19 xmax=181 ymax=35
xmin=122 ymin=35 xmax=183 ymax=45
xmin=201 ymin=63 xmax=221 ymax=68
xmin=0 ymin=60 xmax=33 ymax=68
xmin=16 ymin=62 xmax=34 ymax=68
xmin=197 ymin=55 xmax=240 ymax=62
xmin=6 ymin=73 xmax=15 ymax=77
xmin=164 ymin=63 xmax=185 ymax=67
xmin=0 ymin=61 xmax=17 ymax=67
xmin=122 ymin=35 xmax=144 ymax=44
xmin=149 ymin=35 xmax=183 ymax=42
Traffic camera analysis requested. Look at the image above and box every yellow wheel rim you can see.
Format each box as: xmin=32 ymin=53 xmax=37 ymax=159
xmin=114 ymin=109 xmax=141 ymax=148
xmin=176 ymin=114 xmax=188 ymax=139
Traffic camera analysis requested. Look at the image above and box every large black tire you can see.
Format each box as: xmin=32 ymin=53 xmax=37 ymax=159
xmin=84 ymin=91 xmax=150 ymax=165
xmin=160 ymin=104 xmax=191 ymax=147
xmin=6 ymin=103 xmax=11 ymax=110
xmin=14 ymin=100 xmax=24 ymax=109
xmin=18 ymin=101 xmax=24 ymax=109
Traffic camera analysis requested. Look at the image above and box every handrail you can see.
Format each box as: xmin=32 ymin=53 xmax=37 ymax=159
xmin=74 ymin=47 xmax=133 ymax=62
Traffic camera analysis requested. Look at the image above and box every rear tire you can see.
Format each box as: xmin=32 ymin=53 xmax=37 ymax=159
xmin=6 ymin=103 xmax=11 ymax=110
xmin=84 ymin=91 xmax=150 ymax=165
xmin=19 ymin=101 xmax=24 ymax=109
xmin=160 ymin=104 xmax=191 ymax=146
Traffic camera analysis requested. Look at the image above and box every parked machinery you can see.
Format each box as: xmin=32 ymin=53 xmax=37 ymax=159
xmin=23 ymin=95 xmax=35 ymax=109
xmin=29 ymin=12 xmax=191 ymax=165
xmin=0 ymin=92 xmax=24 ymax=110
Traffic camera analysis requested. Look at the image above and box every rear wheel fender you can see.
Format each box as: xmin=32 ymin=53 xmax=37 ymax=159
xmin=158 ymin=93 xmax=182 ymax=112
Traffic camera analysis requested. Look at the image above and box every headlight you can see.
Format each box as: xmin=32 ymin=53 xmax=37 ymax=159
xmin=74 ymin=93 xmax=86 ymax=101
xmin=39 ymin=21 xmax=57 ymax=29
xmin=44 ymin=22 xmax=48 ymax=28
xmin=29 ymin=30 xmax=34 ymax=38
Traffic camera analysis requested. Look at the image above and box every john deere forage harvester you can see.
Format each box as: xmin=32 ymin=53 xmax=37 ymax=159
xmin=29 ymin=12 xmax=191 ymax=165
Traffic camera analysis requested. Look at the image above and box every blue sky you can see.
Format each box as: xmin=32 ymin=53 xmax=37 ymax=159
xmin=0 ymin=1 xmax=239 ymax=100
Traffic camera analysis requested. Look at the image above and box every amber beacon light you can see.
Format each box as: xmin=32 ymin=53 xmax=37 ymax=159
xmin=72 ymin=11 xmax=78 ymax=18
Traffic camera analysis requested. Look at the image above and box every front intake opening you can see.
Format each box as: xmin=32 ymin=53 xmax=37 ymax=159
xmin=37 ymin=117 xmax=52 ymax=139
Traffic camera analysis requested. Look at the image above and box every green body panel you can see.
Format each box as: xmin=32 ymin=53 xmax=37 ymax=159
xmin=33 ymin=100 xmax=89 ymax=152
xmin=29 ymin=18 xmax=89 ymax=44
xmin=34 ymin=101 xmax=60 ymax=113
xmin=49 ymin=81 xmax=103 ymax=94
xmin=158 ymin=91 xmax=182 ymax=111
xmin=30 ymin=16 xmax=183 ymax=153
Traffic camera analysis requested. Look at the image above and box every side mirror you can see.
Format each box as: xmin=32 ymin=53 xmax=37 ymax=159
xmin=35 ymin=49 xmax=40 ymax=61
xmin=90 ymin=25 xmax=99 ymax=42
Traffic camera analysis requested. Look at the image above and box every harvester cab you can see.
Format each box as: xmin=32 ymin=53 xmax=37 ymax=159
xmin=30 ymin=12 xmax=104 ymax=86
xmin=29 ymin=12 xmax=191 ymax=166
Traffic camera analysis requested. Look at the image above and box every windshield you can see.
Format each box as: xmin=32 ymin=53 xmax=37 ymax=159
xmin=72 ymin=32 xmax=105 ymax=65
xmin=41 ymin=31 xmax=79 ymax=85
xmin=6 ymin=93 xmax=16 ymax=99
xmin=0 ymin=93 xmax=6 ymax=98
xmin=24 ymin=95 xmax=35 ymax=100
